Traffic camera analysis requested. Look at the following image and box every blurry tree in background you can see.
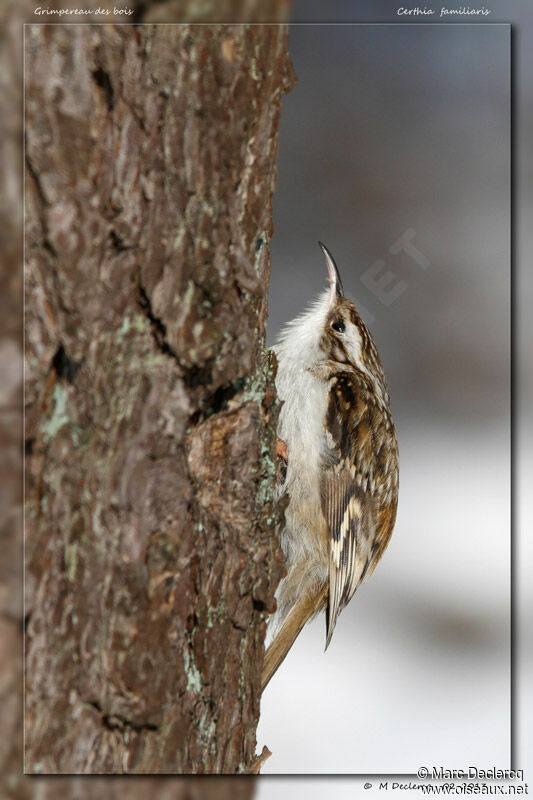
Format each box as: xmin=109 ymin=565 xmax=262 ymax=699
xmin=1 ymin=0 xmax=294 ymax=791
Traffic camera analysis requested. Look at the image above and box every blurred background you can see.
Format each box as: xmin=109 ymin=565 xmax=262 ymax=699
xmin=258 ymin=21 xmax=512 ymax=774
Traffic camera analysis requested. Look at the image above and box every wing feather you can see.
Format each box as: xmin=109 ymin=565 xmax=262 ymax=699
xmin=321 ymin=374 xmax=375 ymax=648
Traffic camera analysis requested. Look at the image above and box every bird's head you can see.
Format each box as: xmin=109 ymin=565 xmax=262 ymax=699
xmin=317 ymin=242 xmax=377 ymax=377
xmin=275 ymin=243 xmax=388 ymax=408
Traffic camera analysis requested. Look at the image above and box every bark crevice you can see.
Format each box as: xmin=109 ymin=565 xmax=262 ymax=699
xmin=86 ymin=700 xmax=160 ymax=734
xmin=137 ymin=281 xmax=183 ymax=365
xmin=91 ymin=66 xmax=115 ymax=111
xmin=51 ymin=345 xmax=83 ymax=385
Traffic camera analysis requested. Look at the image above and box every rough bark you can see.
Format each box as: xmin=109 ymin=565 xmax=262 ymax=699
xmin=24 ymin=17 xmax=294 ymax=776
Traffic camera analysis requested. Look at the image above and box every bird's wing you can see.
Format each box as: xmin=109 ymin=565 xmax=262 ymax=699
xmin=321 ymin=372 xmax=376 ymax=648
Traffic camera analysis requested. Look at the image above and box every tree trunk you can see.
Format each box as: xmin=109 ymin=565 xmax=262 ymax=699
xmin=24 ymin=19 xmax=294 ymax=775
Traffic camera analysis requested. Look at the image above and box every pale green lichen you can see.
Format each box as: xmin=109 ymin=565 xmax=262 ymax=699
xmin=184 ymin=648 xmax=202 ymax=694
xmin=197 ymin=707 xmax=217 ymax=755
xmin=131 ymin=313 xmax=152 ymax=335
xmin=65 ymin=544 xmax=78 ymax=582
xmin=70 ymin=424 xmax=80 ymax=447
xmin=254 ymin=233 xmax=268 ymax=272
xmin=118 ymin=316 xmax=131 ymax=336
xmin=250 ymin=59 xmax=261 ymax=81
xmin=92 ymin=504 xmax=105 ymax=538
xmin=182 ymin=279 xmax=196 ymax=311
xmin=192 ymin=321 xmax=204 ymax=338
xmin=42 ymin=383 xmax=69 ymax=442
xmin=241 ymin=350 xmax=283 ymax=532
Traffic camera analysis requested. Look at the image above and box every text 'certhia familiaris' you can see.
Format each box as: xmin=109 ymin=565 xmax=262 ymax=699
xmin=262 ymin=242 xmax=399 ymax=690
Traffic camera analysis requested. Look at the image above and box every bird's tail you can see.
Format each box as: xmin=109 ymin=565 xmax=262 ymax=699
xmin=261 ymin=584 xmax=328 ymax=691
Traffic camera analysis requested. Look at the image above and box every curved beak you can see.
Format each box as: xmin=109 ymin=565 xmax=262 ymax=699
xmin=318 ymin=241 xmax=344 ymax=307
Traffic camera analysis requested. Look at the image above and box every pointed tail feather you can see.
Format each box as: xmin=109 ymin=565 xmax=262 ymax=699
xmin=261 ymin=584 xmax=328 ymax=691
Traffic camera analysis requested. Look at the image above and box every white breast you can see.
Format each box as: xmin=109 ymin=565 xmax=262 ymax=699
xmin=276 ymin=360 xmax=328 ymax=498
xmin=273 ymin=291 xmax=331 ymax=580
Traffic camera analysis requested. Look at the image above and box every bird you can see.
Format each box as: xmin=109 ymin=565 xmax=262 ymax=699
xmin=262 ymin=242 xmax=399 ymax=690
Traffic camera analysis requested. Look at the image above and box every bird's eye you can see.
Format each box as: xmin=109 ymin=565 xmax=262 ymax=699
xmin=331 ymin=319 xmax=345 ymax=333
